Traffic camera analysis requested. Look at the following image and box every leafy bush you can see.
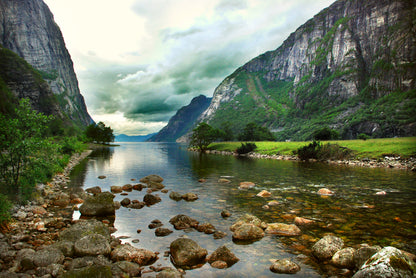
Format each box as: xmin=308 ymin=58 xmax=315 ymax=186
xmin=358 ymin=133 xmax=370 ymax=140
xmin=236 ymin=142 xmax=257 ymax=155
xmin=295 ymin=141 xmax=321 ymax=160
xmin=295 ymin=141 xmax=353 ymax=161
xmin=85 ymin=122 xmax=114 ymax=144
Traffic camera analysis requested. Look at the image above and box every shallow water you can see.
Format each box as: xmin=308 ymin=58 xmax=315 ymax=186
xmin=69 ymin=142 xmax=416 ymax=277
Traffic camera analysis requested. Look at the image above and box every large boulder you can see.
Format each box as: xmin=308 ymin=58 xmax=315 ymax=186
xmin=169 ymin=215 xmax=199 ymax=230
xmin=331 ymin=247 xmax=355 ymax=269
xmin=353 ymin=244 xmax=382 ymax=269
xmin=230 ymin=214 xmax=267 ymax=231
xmin=60 ymin=265 xmax=112 ymax=278
xmin=79 ymin=191 xmax=115 ymax=216
xmin=352 ymin=247 xmax=416 ymax=278
xmin=265 ymin=223 xmax=302 ymax=236
xmin=170 ymin=238 xmax=207 ymax=267
xmin=74 ymin=234 xmax=111 ymax=257
xmin=111 ymin=261 xmax=142 ymax=278
xmin=232 ymin=223 xmax=265 ymax=241
xmin=312 ymin=235 xmax=344 ymax=261
xmin=33 ymin=247 xmax=65 ymax=267
xmin=207 ymin=245 xmax=239 ymax=268
xmin=143 ymin=193 xmax=161 ymax=206
xmin=60 ymin=219 xmax=111 ymax=242
xmin=111 ymin=245 xmax=158 ymax=266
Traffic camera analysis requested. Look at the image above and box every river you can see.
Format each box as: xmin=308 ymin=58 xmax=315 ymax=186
xmin=69 ymin=142 xmax=416 ymax=277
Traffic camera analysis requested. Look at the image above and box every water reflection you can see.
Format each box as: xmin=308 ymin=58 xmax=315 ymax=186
xmin=70 ymin=142 xmax=416 ymax=277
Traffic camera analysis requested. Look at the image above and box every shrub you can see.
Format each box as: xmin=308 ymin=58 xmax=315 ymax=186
xmin=236 ymin=142 xmax=257 ymax=155
xmin=295 ymin=141 xmax=353 ymax=161
xmin=295 ymin=141 xmax=321 ymax=160
xmin=358 ymin=133 xmax=370 ymax=140
xmin=0 ymin=194 xmax=12 ymax=230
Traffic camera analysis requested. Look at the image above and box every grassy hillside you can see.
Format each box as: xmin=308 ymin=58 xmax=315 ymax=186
xmin=208 ymin=137 xmax=416 ymax=159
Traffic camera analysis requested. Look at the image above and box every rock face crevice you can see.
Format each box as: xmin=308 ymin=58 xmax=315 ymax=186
xmin=0 ymin=0 xmax=92 ymax=125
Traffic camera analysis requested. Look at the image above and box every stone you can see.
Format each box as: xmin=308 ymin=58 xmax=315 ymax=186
xmin=143 ymin=193 xmax=161 ymax=206
xmin=67 ymin=255 xmax=111 ymax=270
xmin=98 ymin=176 xmax=107 ymax=179
xmin=60 ymin=265 xmax=112 ymax=278
xmin=239 ymin=181 xmax=255 ymax=189
xmin=265 ymin=223 xmax=302 ymax=236
xmin=256 ymin=190 xmax=272 ymax=197
xmin=155 ymin=228 xmax=173 ymax=237
xmin=86 ymin=186 xmax=102 ymax=194
xmin=317 ymin=188 xmax=334 ymax=195
xmin=294 ymin=217 xmax=315 ymax=226
xmin=74 ymin=234 xmax=111 ymax=256
xmin=353 ymin=244 xmax=382 ymax=269
xmin=169 ymin=214 xmax=199 ymax=230
xmin=111 ymin=244 xmax=158 ymax=266
xmin=270 ymin=259 xmax=301 ymax=274
xmin=53 ymin=240 xmax=74 ymax=257
xmin=211 ymin=260 xmax=228 ymax=269
xmin=331 ymin=247 xmax=355 ymax=269
xmin=268 ymin=200 xmax=280 ymax=206
xmin=196 ymin=223 xmax=216 ymax=234
xmin=33 ymin=247 xmax=64 ymax=267
xmin=230 ymin=214 xmax=267 ymax=231
xmin=312 ymin=235 xmax=344 ymax=261
xmin=128 ymin=200 xmax=145 ymax=209
xmin=170 ymin=238 xmax=207 ymax=267
xmin=182 ymin=192 xmax=198 ymax=201
xmin=232 ymin=223 xmax=265 ymax=241
xmin=156 ymin=267 xmax=183 ymax=278
xmin=221 ymin=210 xmax=231 ymax=218
xmin=140 ymin=174 xmax=164 ymax=183
xmin=111 ymin=261 xmax=142 ymax=278
xmin=60 ymin=219 xmax=111 ymax=242
xmin=110 ymin=186 xmax=123 ymax=193
xmin=213 ymin=231 xmax=227 ymax=239
xmin=169 ymin=191 xmax=183 ymax=201
xmin=132 ymin=183 xmax=145 ymax=191
xmin=31 ymin=206 xmax=47 ymax=215
xmin=120 ymin=198 xmax=131 ymax=207
xmin=53 ymin=193 xmax=70 ymax=207
xmin=79 ymin=191 xmax=115 ymax=216
xmin=218 ymin=178 xmax=231 ymax=183
xmin=122 ymin=184 xmax=133 ymax=191
xmin=207 ymin=245 xmax=239 ymax=267
xmin=352 ymin=246 xmax=416 ymax=278
xmin=147 ymin=181 xmax=165 ymax=190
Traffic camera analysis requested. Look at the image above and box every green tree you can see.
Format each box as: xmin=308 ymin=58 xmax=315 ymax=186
xmin=0 ymin=99 xmax=52 ymax=201
xmin=189 ymin=122 xmax=218 ymax=152
xmin=312 ymin=127 xmax=339 ymax=141
xmin=85 ymin=122 xmax=114 ymax=144
xmin=218 ymin=121 xmax=234 ymax=141
xmin=238 ymin=122 xmax=275 ymax=141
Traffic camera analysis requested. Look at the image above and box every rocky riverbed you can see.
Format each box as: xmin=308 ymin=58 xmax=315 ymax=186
xmin=1 ymin=150 xmax=416 ymax=277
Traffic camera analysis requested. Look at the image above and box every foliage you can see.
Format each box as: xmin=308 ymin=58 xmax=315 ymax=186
xmin=294 ymin=141 xmax=352 ymax=161
xmin=358 ymin=133 xmax=370 ymax=140
xmin=236 ymin=142 xmax=257 ymax=155
xmin=85 ymin=122 xmax=115 ymax=144
xmin=313 ymin=127 xmax=340 ymax=141
xmin=190 ymin=122 xmax=218 ymax=152
xmin=295 ymin=141 xmax=321 ymax=160
xmin=0 ymin=194 xmax=12 ymax=230
xmin=217 ymin=122 xmax=234 ymax=141
xmin=238 ymin=122 xmax=275 ymax=141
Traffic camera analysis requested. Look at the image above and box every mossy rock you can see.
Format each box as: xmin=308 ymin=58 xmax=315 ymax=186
xmin=59 ymin=265 xmax=112 ymax=278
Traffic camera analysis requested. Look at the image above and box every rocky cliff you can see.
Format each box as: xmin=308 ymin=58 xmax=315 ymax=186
xmin=148 ymin=95 xmax=212 ymax=142
xmin=187 ymin=0 xmax=415 ymax=140
xmin=0 ymin=0 xmax=92 ymax=126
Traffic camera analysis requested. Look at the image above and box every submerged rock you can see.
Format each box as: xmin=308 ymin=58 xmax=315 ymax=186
xmin=294 ymin=217 xmax=315 ymax=226
xmin=79 ymin=191 xmax=115 ymax=217
xmin=111 ymin=245 xmax=158 ymax=266
xmin=207 ymin=245 xmax=239 ymax=268
xmin=169 ymin=214 xmax=199 ymax=230
xmin=239 ymin=181 xmax=255 ymax=189
xmin=256 ymin=190 xmax=272 ymax=197
xmin=312 ymin=235 xmax=344 ymax=261
xmin=352 ymin=246 xmax=416 ymax=278
xmin=221 ymin=210 xmax=231 ymax=218
xmin=270 ymin=259 xmax=301 ymax=274
xmin=182 ymin=192 xmax=198 ymax=201
xmin=265 ymin=223 xmax=302 ymax=236
xmin=169 ymin=191 xmax=183 ymax=201
xmin=230 ymin=214 xmax=267 ymax=231
xmin=196 ymin=223 xmax=216 ymax=234
xmin=140 ymin=174 xmax=164 ymax=183
xmin=218 ymin=178 xmax=231 ymax=183
xmin=317 ymin=188 xmax=334 ymax=195
xmin=170 ymin=238 xmax=207 ymax=267
xmin=143 ymin=193 xmax=161 ymax=206
xmin=353 ymin=244 xmax=382 ymax=269
xmin=110 ymin=186 xmax=123 ymax=193
xmin=232 ymin=223 xmax=265 ymax=241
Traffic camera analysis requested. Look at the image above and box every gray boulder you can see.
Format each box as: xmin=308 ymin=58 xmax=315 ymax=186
xmin=353 ymin=244 xmax=382 ymax=269
xmin=60 ymin=265 xmax=112 ymax=278
xmin=33 ymin=247 xmax=64 ymax=267
xmin=111 ymin=244 xmax=158 ymax=266
xmin=60 ymin=219 xmax=111 ymax=242
xmin=312 ymin=235 xmax=344 ymax=261
xmin=331 ymin=247 xmax=355 ymax=269
xmin=353 ymin=246 xmax=416 ymax=278
xmin=111 ymin=261 xmax=142 ymax=277
xmin=230 ymin=214 xmax=267 ymax=231
xmin=169 ymin=191 xmax=183 ymax=201
xmin=74 ymin=234 xmax=111 ymax=256
xmin=170 ymin=238 xmax=207 ymax=267
xmin=79 ymin=191 xmax=115 ymax=216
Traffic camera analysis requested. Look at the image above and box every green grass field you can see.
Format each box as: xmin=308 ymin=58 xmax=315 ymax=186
xmin=208 ymin=137 xmax=416 ymax=159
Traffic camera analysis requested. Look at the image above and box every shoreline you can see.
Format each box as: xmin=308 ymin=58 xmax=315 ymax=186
xmin=203 ymin=149 xmax=416 ymax=171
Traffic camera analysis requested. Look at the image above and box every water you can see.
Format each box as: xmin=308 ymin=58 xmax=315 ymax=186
xmin=69 ymin=142 xmax=416 ymax=277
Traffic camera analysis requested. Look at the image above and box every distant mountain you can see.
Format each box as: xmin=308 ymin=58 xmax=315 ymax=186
xmin=147 ymin=95 xmax=212 ymax=142
xmin=0 ymin=0 xmax=93 ymax=126
xmin=115 ymin=133 xmax=156 ymax=142
xmin=178 ymin=0 xmax=415 ymax=141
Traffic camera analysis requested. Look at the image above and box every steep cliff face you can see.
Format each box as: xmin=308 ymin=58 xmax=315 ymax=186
xmin=148 ymin=95 xmax=212 ymax=142
xmin=195 ymin=0 xmax=415 ymax=140
xmin=0 ymin=0 xmax=92 ymax=126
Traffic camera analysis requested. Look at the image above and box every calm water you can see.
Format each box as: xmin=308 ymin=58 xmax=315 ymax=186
xmin=69 ymin=142 xmax=416 ymax=277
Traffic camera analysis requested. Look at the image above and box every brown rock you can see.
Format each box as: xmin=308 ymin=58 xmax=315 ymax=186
xmin=265 ymin=223 xmax=302 ymax=236
xmin=294 ymin=217 xmax=315 ymax=226
xmin=207 ymin=245 xmax=239 ymax=267
xmin=110 ymin=186 xmax=123 ymax=193
xmin=111 ymin=245 xmax=158 ymax=266
xmin=232 ymin=224 xmax=265 ymax=241
xmin=211 ymin=260 xmax=227 ymax=269
xmin=256 ymin=190 xmax=272 ymax=197
xmin=317 ymin=188 xmax=334 ymax=195
xmin=86 ymin=186 xmax=102 ymax=194
xmin=239 ymin=181 xmax=255 ymax=189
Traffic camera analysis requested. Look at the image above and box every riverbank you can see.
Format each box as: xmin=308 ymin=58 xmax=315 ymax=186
xmin=205 ymin=137 xmax=416 ymax=171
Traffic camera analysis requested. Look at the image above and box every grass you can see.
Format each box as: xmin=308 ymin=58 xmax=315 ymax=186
xmin=208 ymin=137 xmax=416 ymax=159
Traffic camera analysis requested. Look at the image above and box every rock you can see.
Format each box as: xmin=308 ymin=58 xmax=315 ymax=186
xmin=232 ymin=224 xmax=265 ymax=241
xmin=86 ymin=186 xmax=102 ymax=194
xmin=169 ymin=214 xmax=199 ymax=230
xmin=352 ymin=246 xmax=416 ymax=278
xmin=111 ymin=244 xmax=158 ymax=266
xmin=331 ymin=247 xmax=355 ymax=269
xmin=98 ymin=176 xmax=107 ymax=179
xmin=53 ymin=240 xmax=74 ymax=257
xmin=155 ymin=228 xmax=173 ymax=237
xmin=31 ymin=206 xmax=47 ymax=215
xmin=221 ymin=210 xmax=231 ymax=218
xmin=211 ymin=260 xmax=228 ymax=269
xmin=111 ymin=261 xmax=142 ymax=278
xmin=149 ymin=219 xmax=163 ymax=229
xmin=156 ymin=267 xmax=183 ymax=278
xmin=182 ymin=192 xmax=198 ymax=201
xmin=79 ymin=191 xmax=115 ymax=216
xmin=74 ymin=234 xmax=111 ymax=257
xmin=140 ymin=174 xmax=164 ymax=183
xmin=312 ymin=235 xmax=344 ymax=261
xmin=169 ymin=191 xmax=183 ymax=201
xmin=294 ymin=217 xmax=315 ymax=226
xmin=230 ymin=214 xmax=267 ymax=231
xmin=60 ymin=219 xmax=111 ymax=242
xmin=270 ymin=259 xmax=301 ymax=274
xmin=33 ymin=247 xmax=64 ymax=267
xmin=67 ymin=255 xmax=110 ymax=270
xmin=60 ymin=265 xmax=112 ymax=278
xmin=207 ymin=245 xmax=239 ymax=267
xmin=239 ymin=181 xmax=255 ymax=189
xmin=37 ymin=263 xmax=64 ymax=277
xmin=122 ymin=184 xmax=133 ymax=191
xmin=53 ymin=193 xmax=70 ymax=207
xmin=128 ymin=200 xmax=145 ymax=209
xmin=196 ymin=223 xmax=216 ymax=234
xmin=213 ymin=231 xmax=227 ymax=239
xmin=317 ymin=188 xmax=334 ymax=195
xmin=218 ymin=178 xmax=231 ymax=183
xmin=143 ymin=193 xmax=161 ymax=206
xmin=265 ymin=223 xmax=302 ymax=236
xmin=132 ymin=183 xmax=145 ymax=191
xmin=147 ymin=181 xmax=165 ymax=190
xmin=170 ymin=238 xmax=207 ymax=267
xmin=120 ymin=198 xmax=131 ymax=207
xmin=256 ymin=190 xmax=272 ymax=197
xmin=353 ymin=244 xmax=382 ymax=269
xmin=110 ymin=186 xmax=123 ymax=193
xmin=114 ymin=201 xmax=121 ymax=210
xmin=17 ymin=248 xmax=36 ymax=270
xmin=268 ymin=200 xmax=280 ymax=206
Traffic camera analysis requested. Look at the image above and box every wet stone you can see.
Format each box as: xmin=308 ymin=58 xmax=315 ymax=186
xmin=270 ymin=259 xmax=301 ymax=274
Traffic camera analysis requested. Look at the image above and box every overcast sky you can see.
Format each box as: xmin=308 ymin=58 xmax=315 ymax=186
xmin=44 ymin=0 xmax=335 ymax=135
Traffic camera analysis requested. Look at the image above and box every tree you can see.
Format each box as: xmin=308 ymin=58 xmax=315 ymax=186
xmin=312 ymin=127 xmax=339 ymax=141
xmin=217 ymin=121 xmax=234 ymax=141
xmin=238 ymin=122 xmax=275 ymax=141
xmin=85 ymin=122 xmax=114 ymax=144
xmin=189 ymin=122 xmax=218 ymax=152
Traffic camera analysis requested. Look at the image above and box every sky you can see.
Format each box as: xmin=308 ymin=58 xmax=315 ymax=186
xmin=43 ymin=0 xmax=335 ymax=136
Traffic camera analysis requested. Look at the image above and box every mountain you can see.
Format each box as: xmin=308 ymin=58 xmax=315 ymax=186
xmin=115 ymin=134 xmax=156 ymax=142
xmin=148 ymin=95 xmax=212 ymax=142
xmin=179 ymin=0 xmax=416 ymax=141
xmin=0 ymin=0 xmax=92 ymax=126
